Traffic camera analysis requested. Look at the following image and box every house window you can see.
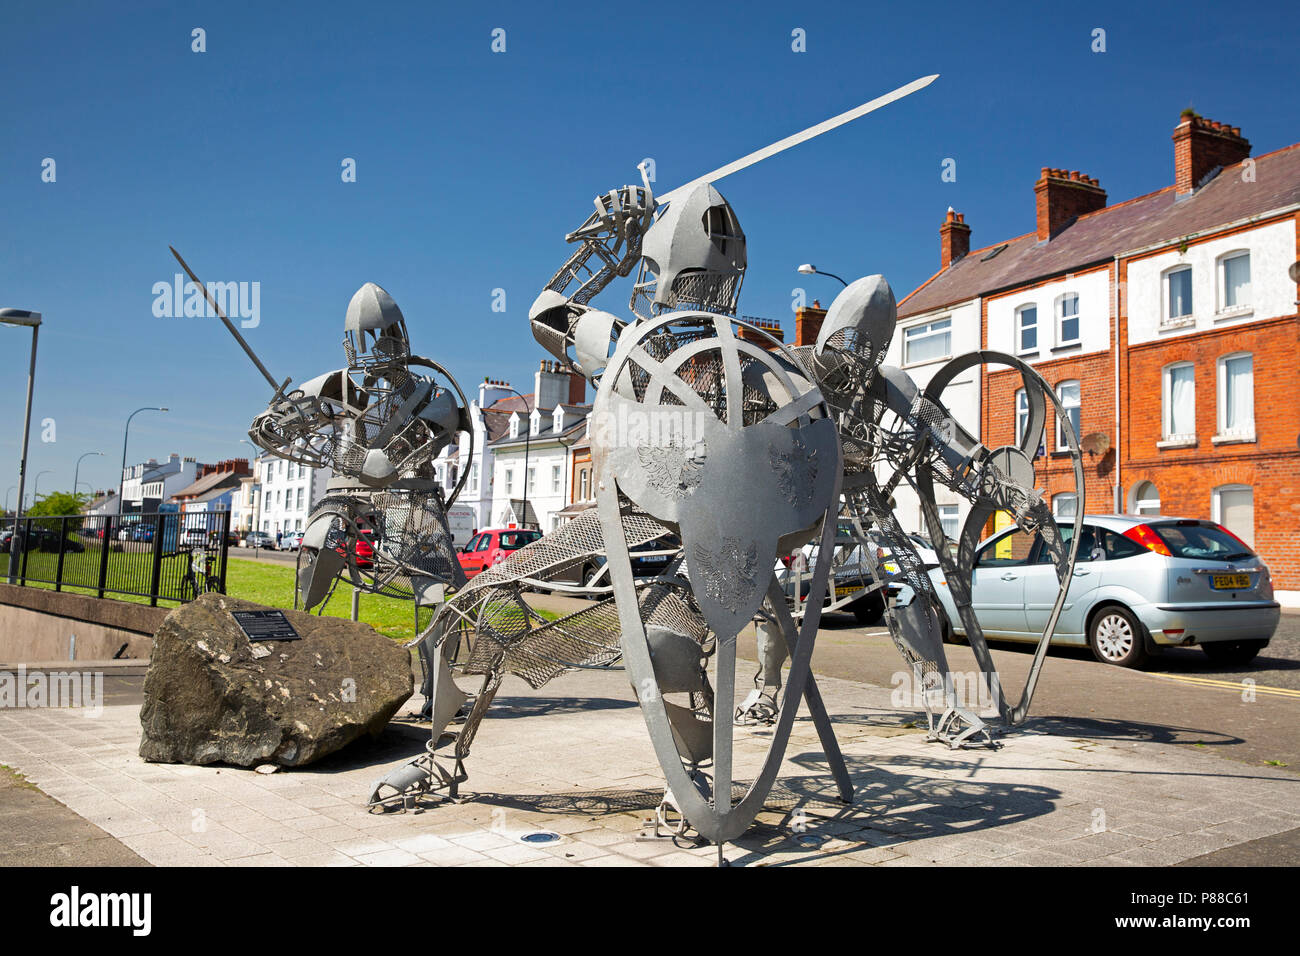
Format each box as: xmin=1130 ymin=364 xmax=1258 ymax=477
xmin=1057 ymin=293 xmax=1080 ymax=345
xmin=1213 ymin=484 xmax=1254 ymax=547
xmin=509 ymin=416 xmax=520 ymax=439
xmin=527 ymin=466 xmax=536 ymax=493
xmin=1217 ymin=352 xmax=1254 ymax=439
xmin=903 ymin=317 xmax=952 ymax=365
xmin=1219 ymin=251 xmax=1251 ymax=311
xmin=1131 ymin=481 xmax=1160 ymax=515
xmin=579 ymin=469 xmax=590 ymax=500
xmin=1161 ymin=362 xmax=1195 ymax=441
xmin=938 ymin=504 xmax=958 ymax=539
xmin=1165 ymin=266 xmax=1193 ymax=320
xmin=504 ymin=468 xmax=514 ymax=495
xmin=470 ymin=463 xmax=480 ymax=493
xmin=1015 ymin=305 xmax=1038 ymax=353
xmin=551 ymin=464 xmax=562 ymax=494
xmin=1055 ymin=381 xmax=1081 ymax=450
xmin=1015 ymin=389 xmax=1029 ymax=445
xmin=1052 ymin=493 xmax=1078 ymax=519
xmin=296 ymin=487 xmax=304 ymax=510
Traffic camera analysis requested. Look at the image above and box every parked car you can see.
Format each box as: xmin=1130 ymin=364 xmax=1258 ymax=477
xmin=329 ymin=524 xmax=376 ymax=569
xmin=244 ymin=531 xmax=276 ymax=550
xmin=180 ymin=526 xmax=210 ymax=548
xmin=3 ymin=527 xmax=85 ymax=553
xmin=282 ymin=530 xmax=305 ymax=551
xmin=547 ymin=533 xmax=682 ymax=588
xmin=131 ymin=524 xmax=155 ymax=542
xmin=457 ymin=527 xmax=543 ymax=579
xmin=929 ymin=514 xmax=1280 ymax=668
xmin=777 ymin=522 xmax=884 ymax=624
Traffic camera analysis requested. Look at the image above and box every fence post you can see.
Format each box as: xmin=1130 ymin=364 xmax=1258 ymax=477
xmin=54 ymin=516 xmax=67 ymax=592
xmin=148 ymin=513 xmax=165 ymax=607
xmin=218 ymin=510 xmax=230 ymax=593
xmin=19 ymin=518 xmax=30 ymax=585
xmin=97 ymin=515 xmax=112 ymax=599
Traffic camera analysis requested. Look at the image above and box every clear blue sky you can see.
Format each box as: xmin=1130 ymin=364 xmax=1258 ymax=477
xmin=2 ymin=0 xmax=1294 ymax=503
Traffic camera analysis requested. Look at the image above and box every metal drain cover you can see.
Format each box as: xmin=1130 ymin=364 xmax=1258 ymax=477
xmin=518 ymin=830 xmax=562 ymax=845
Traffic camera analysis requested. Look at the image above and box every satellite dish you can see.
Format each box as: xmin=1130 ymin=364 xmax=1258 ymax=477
xmin=1289 ymin=260 xmax=1300 ymax=283
xmin=1080 ymin=432 xmax=1110 ymax=455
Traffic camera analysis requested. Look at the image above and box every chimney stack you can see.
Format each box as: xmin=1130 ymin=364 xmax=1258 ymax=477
xmin=940 ymin=207 xmax=971 ymax=268
xmin=1173 ymin=112 xmax=1250 ymax=196
xmin=1034 ymin=168 xmax=1106 ymax=241
xmin=794 ymin=301 xmax=827 ymax=347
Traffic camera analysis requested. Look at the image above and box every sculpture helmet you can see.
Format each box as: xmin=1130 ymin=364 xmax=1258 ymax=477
xmin=343 ymin=282 xmax=410 ymax=369
xmin=630 ymin=184 xmax=746 ymax=320
xmin=810 ymin=274 xmax=897 ymax=393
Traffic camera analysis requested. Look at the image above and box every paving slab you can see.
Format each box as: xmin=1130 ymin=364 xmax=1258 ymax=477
xmin=1 ymin=666 xmax=1297 ymax=867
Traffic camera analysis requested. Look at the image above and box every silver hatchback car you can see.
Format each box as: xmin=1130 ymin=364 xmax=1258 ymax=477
xmin=929 ymin=514 xmax=1280 ymax=668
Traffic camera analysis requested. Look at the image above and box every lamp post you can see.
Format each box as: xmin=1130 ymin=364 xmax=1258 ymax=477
xmin=74 ymin=451 xmax=104 ymax=497
xmin=494 ymin=383 xmax=532 ymax=530
xmin=118 ymin=407 xmax=169 ymax=516
xmin=2 ymin=307 xmax=41 ymax=583
xmin=796 ymin=263 xmax=849 ymax=288
xmin=31 ymin=470 xmax=53 ymax=507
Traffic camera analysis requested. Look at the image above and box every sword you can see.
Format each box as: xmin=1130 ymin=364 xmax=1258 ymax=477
xmin=168 ymin=246 xmax=291 ymax=396
xmin=654 ymin=74 xmax=939 ymax=205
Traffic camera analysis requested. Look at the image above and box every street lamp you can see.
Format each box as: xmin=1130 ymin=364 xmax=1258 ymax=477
xmin=31 ymin=469 xmax=53 ymax=506
xmin=494 ymin=382 xmax=533 ymax=530
xmin=796 ymin=263 xmax=849 ymax=288
xmin=118 ymin=407 xmax=169 ymax=516
xmin=1 ymin=307 xmax=41 ymax=583
xmin=74 ymin=451 xmax=104 ymax=496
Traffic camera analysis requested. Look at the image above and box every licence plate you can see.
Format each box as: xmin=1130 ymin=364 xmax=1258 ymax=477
xmin=835 ymin=585 xmax=859 ymax=597
xmin=1211 ymin=573 xmax=1250 ymax=590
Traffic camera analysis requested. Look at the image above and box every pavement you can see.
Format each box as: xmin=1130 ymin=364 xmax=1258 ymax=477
xmin=1 ymin=657 xmax=1298 ymax=867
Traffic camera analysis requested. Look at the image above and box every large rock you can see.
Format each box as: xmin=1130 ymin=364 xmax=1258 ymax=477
xmin=139 ymin=593 xmax=412 ymax=767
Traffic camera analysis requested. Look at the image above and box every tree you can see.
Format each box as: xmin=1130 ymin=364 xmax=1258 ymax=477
xmin=26 ymin=491 xmax=89 ymax=534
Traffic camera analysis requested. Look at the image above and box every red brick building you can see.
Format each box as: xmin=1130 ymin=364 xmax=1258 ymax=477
xmin=897 ymin=113 xmax=1300 ymax=597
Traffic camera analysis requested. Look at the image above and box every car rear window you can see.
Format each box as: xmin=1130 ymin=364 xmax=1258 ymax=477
xmin=1150 ymin=522 xmax=1255 ymax=562
xmin=499 ymin=531 xmax=541 ymax=549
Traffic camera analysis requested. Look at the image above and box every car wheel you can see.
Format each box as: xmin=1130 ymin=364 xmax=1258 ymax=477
xmin=1088 ymin=606 xmax=1148 ymax=668
xmin=852 ymin=593 xmax=885 ymax=626
xmin=1201 ymin=640 xmax=1266 ymax=666
xmin=934 ymin=603 xmax=964 ymax=645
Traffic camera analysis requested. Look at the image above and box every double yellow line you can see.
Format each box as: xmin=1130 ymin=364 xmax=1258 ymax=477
xmin=1148 ymin=672 xmax=1300 ymax=699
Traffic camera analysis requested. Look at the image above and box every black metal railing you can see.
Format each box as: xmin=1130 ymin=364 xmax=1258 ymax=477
xmin=3 ymin=510 xmax=231 ymax=606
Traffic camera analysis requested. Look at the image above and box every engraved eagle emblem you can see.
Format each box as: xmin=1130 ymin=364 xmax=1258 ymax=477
xmin=691 ymin=537 xmax=759 ymax=613
xmin=771 ymin=435 xmax=819 ymax=506
xmin=637 ymin=436 xmax=707 ymax=499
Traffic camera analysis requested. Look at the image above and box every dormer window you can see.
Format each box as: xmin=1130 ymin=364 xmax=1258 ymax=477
xmin=553 ymin=407 xmax=567 ymax=433
xmin=509 ymin=413 xmax=520 ymax=439
xmin=530 ymin=408 xmax=541 ymax=437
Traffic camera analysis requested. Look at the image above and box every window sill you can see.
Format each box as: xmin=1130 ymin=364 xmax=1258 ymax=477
xmin=1156 ymin=437 xmax=1197 ymax=450
xmin=1050 ymin=341 xmax=1082 ymax=354
xmin=1016 ymin=349 xmax=1040 ymax=359
xmin=1211 ymin=432 xmax=1256 ymax=446
xmin=1214 ymin=306 xmax=1253 ymax=322
xmin=901 ymin=355 xmax=953 ymax=371
xmin=1158 ymin=315 xmax=1196 ymax=331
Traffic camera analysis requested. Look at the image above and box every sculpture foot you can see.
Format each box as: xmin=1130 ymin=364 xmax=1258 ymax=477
xmin=733 ymin=688 xmax=779 ymax=726
xmin=926 ymin=706 xmax=1000 ymax=750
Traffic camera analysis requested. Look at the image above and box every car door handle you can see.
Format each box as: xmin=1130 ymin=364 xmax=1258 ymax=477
xmin=1072 ymin=570 xmax=1091 ymax=577
xmin=1000 ymin=573 xmax=1018 ymax=581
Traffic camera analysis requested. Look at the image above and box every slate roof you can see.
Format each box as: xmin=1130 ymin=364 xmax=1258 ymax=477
xmin=899 ymin=143 xmax=1300 ymax=318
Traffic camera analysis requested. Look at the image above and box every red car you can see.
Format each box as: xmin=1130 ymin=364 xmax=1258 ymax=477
xmin=458 ymin=527 xmax=542 ymax=579
xmin=333 ymin=526 xmax=376 ymax=569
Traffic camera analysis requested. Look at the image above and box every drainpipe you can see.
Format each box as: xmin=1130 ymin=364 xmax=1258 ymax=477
xmin=1113 ymin=254 xmax=1122 ymax=513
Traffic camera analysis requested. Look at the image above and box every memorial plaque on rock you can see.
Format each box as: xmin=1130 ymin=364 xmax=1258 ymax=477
xmin=231 ymin=609 xmax=301 ymax=642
